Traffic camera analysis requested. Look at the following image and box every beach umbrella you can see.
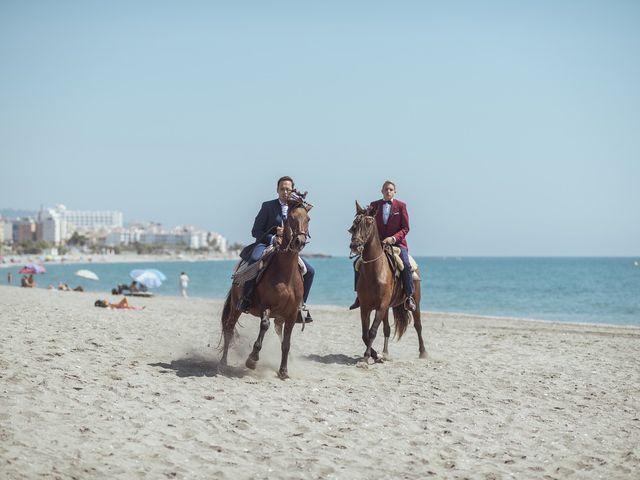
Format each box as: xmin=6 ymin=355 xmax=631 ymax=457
xmin=130 ymin=269 xmax=163 ymax=288
xmin=146 ymin=268 xmax=167 ymax=281
xmin=75 ymin=269 xmax=99 ymax=281
xmin=19 ymin=263 xmax=46 ymax=274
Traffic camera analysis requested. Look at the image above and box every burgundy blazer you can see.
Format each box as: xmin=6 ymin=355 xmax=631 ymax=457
xmin=371 ymin=198 xmax=410 ymax=249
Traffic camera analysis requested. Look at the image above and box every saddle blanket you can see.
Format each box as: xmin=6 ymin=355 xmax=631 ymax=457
xmin=232 ymin=245 xmax=307 ymax=285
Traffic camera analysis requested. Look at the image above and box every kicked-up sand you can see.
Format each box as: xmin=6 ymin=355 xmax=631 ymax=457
xmin=1 ymin=285 xmax=639 ymax=479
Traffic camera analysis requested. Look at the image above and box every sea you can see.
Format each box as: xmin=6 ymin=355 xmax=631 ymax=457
xmin=4 ymin=257 xmax=639 ymax=327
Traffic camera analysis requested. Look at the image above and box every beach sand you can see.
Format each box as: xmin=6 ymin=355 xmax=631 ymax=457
xmin=1 ymin=285 xmax=639 ymax=479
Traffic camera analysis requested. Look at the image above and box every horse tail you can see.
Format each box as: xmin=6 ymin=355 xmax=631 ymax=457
xmin=392 ymin=305 xmax=410 ymax=340
xmin=217 ymin=288 xmax=234 ymax=350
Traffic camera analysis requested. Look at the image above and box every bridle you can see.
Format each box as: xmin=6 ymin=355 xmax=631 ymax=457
xmin=279 ymin=190 xmax=312 ymax=253
xmin=349 ymin=213 xmax=384 ymax=263
xmin=280 ymin=205 xmax=310 ymax=252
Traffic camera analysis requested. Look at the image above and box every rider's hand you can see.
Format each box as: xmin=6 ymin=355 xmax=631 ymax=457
xmin=276 ymin=226 xmax=284 ymax=237
xmin=382 ymin=236 xmax=396 ymax=245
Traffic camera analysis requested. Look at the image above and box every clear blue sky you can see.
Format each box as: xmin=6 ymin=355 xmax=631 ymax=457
xmin=1 ymin=1 xmax=639 ymax=256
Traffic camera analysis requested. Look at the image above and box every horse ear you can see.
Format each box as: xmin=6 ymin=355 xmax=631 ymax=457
xmin=305 ymin=204 xmax=313 ymax=212
xmin=368 ymin=205 xmax=378 ymax=216
xmin=355 ymin=201 xmax=364 ymax=214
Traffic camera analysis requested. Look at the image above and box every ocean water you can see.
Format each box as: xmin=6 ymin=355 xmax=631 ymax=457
xmin=4 ymin=257 xmax=639 ymax=327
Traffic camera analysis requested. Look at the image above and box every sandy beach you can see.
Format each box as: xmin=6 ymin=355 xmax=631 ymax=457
xmin=1 ymin=285 xmax=639 ymax=479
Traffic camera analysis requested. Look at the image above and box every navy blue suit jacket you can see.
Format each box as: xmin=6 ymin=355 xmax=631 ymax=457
xmin=240 ymin=199 xmax=285 ymax=261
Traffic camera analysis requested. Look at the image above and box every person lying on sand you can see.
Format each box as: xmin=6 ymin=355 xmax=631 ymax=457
xmin=94 ymin=298 xmax=145 ymax=310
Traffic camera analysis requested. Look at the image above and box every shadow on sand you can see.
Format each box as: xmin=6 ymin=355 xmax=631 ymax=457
xmin=303 ymin=353 xmax=360 ymax=365
xmin=149 ymin=357 xmax=247 ymax=378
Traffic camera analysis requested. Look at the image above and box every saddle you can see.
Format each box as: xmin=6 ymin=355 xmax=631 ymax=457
xmin=232 ymin=245 xmax=307 ymax=287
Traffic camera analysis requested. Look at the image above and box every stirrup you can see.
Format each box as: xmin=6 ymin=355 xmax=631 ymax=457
xmin=296 ymin=308 xmax=313 ymax=323
xmin=237 ymin=296 xmax=251 ymax=312
xmin=404 ymin=296 xmax=416 ymax=312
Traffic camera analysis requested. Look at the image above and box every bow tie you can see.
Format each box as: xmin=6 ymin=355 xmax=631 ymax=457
xmin=383 ymin=200 xmax=392 ymax=205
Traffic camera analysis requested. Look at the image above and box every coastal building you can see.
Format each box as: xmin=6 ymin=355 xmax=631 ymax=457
xmin=103 ymin=223 xmax=227 ymax=252
xmin=33 ymin=205 xmax=124 ymax=245
xmin=0 ymin=218 xmax=11 ymax=244
xmin=13 ymin=218 xmax=38 ymax=243
xmin=52 ymin=205 xmax=123 ymax=230
xmin=37 ymin=208 xmax=67 ymax=245
xmin=2 ymin=205 xmax=228 ymax=253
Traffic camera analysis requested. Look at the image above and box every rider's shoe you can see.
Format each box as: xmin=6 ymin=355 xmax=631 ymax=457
xmin=405 ymin=296 xmax=417 ymax=312
xmin=349 ymin=298 xmax=360 ymax=310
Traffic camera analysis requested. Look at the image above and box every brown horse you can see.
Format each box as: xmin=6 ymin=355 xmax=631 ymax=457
xmin=219 ymin=193 xmax=312 ymax=379
xmin=348 ymin=201 xmax=427 ymax=364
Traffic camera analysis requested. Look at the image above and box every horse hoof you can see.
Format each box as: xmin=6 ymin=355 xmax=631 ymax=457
xmin=419 ymin=351 xmax=428 ymax=359
xmin=245 ymin=357 xmax=257 ymax=370
xmin=217 ymin=363 xmax=229 ymax=375
xmin=374 ymin=357 xmax=385 ymax=364
xmin=382 ymin=353 xmax=392 ymax=362
xmin=278 ymin=370 xmax=289 ymax=380
xmin=356 ymin=360 xmax=369 ymax=369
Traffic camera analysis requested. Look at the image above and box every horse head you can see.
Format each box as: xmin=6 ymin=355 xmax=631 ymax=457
xmin=282 ymin=190 xmax=312 ymax=252
xmin=348 ymin=201 xmax=378 ymax=257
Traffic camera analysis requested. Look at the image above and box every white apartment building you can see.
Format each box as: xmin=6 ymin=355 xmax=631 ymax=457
xmin=38 ymin=208 xmax=67 ymax=245
xmin=36 ymin=205 xmax=124 ymax=245
xmin=55 ymin=205 xmax=123 ymax=230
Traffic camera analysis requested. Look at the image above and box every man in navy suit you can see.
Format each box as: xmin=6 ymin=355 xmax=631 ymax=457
xmin=238 ymin=176 xmax=315 ymax=313
xmin=350 ymin=180 xmax=416 ymax=311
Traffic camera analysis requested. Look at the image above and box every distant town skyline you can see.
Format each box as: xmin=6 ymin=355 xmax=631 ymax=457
xmin=2 ymin=2 xmax=639 ymax=256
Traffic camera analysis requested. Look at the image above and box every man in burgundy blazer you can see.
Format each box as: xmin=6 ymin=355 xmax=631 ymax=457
xmin=350 ymin=180 xmax=416 ymax=311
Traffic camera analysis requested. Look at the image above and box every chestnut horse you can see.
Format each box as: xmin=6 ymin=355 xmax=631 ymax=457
xmin=348 ymin=201 xmax=427 ymax=364
xmin=219 ymin=192 xmax=312 ymax=379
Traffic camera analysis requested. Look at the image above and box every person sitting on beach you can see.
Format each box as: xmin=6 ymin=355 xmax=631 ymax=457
xmin=94 ymin=298 xmax=144 ymax=310
xmin=237 ymin=175 xmax=315 ymax=317
xmin=58 ymin=282 xmax=70 ymax=291
xmin=21 ymin=275 xmax=36 ymax=288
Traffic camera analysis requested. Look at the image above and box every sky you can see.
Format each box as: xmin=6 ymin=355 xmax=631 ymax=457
xmin=1 ymin=1 xmax=639 ymax=256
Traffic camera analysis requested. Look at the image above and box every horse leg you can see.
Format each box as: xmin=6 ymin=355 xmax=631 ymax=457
xmin=413 ymin=280 xmax=427 ymax=358
xmin=382 ymin=309 xmax=391 ymax=360
xmin=278 ymin=319 xmax=295 ymax=380
xmin=358 ymin=308 xmax=373 ymax=366
xmin=246 ymin=309 xmax=270 ymax=370
xmin=367 ymin=308 xmax=387 ymax=363
xmin=219 ymin=294 xmax=241 ymax=372
xmin=413 ymin=295 xmax=427 ymax=359
xmin=274 ymin=321 xmax=283 ymax=342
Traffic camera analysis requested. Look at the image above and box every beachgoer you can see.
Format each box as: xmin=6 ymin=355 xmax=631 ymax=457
xmin=94 ymin=298 xmax=144 ymax=310
xmin=179 ymin=272 xmax=189 ymax=297
xmin=350 ymin=180 xmax=416 ymax=311
xmin=7 ymin=272 xmax=12 ymax=284
xmin=237 ymin=175 xmax=315 ymax=313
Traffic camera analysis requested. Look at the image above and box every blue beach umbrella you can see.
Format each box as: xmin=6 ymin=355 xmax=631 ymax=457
xmin=146 ymin=269 xmax=167 ymax=281
xmin=129 ymin=269 xmax=164 ymax=288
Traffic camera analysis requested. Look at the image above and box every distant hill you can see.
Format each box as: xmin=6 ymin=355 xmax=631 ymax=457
xmin=0 ymin=208 xmax=37 ymax=219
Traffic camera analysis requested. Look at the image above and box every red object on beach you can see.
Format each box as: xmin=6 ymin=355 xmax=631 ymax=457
xmin=18 ymin=264 xmax=46 ymax=274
